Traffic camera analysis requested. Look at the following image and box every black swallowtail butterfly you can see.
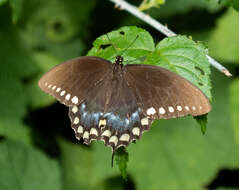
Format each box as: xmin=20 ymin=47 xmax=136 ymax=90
xmin=39 ymin=55 xmax=211 ymax=152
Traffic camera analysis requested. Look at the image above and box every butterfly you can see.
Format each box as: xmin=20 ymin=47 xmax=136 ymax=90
xmin=38 ymin=54 xmax=211 ymax=152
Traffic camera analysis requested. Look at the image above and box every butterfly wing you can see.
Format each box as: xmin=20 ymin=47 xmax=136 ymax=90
xmin=39 ymin=57 xmax=211 ymax=151
xmin=38 ymin=56 xmax=112 ymax=106
xmin=68 ymin=72 xmax=150 ymax=150
xmin=125 ymin=64 xmax=211 ymax=119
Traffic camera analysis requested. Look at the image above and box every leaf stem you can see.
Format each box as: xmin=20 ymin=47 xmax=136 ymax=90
xmin=108 ymin=0 xmax=232 ymax=77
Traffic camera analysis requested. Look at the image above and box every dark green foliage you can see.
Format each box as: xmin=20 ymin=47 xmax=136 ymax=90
xmin=195 ymin=114 xmax=208 ymax=134
xmin=114 ymin=147 xmax=129 ymax=180
xmin=231 ymin=0 xmax=239 ymax=10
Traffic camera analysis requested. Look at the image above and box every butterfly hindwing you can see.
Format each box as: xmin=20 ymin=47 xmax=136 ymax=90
xmin=68 ymin=71 xmax=152 ymax=150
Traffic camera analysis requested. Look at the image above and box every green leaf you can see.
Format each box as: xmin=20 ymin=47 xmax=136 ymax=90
xmin=114 ymin=147 xmax=129 ymax=180
xmin=21 ymin=0 xmax=95 ymax=60
xmin=59 ymin=139 xmax=118 ymax=190
xmin=9 ymin=0 xmax=23 ymax=23
xmin=0 ymin=0 xmax=8 ymax=6
xmin=26 ymin=52 xmax=60 ymax=109
xmin=149 ymin=0 xmax=228 ymax=18
xmin=231 ymin=0 xmax=239 ymax=10
xmin=208 ymin=8 xmax=239 ymax=63
xmin=0 ymin=75 xmax=31 ymax=144
xmin=154 ymin=35 xmax=211 ymax=100
xmin=194 ymin=114 xmax=208 ymax=134
xmin=0 ymin=120 xmax=31 ymax=145
xmin=88 ymin=27 xmax=211 ymax=100
xmin=0 ymin=27 xmax=37 ymax=79
xmin=139 ymin=0 xmax=165 ymax=11
xmin=229 ymin=78 xmax=239 ymax=145
xmin=0 ymin=27 xmax=37 ymax=143
xmin=0 ymin=140 xmax=62 ymax=190
xmin=87 ymin=26 xmax=155 ymax=62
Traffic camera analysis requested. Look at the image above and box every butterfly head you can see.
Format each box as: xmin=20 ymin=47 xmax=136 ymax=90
xmin=115 ymin=55 xmax=124 ymax=65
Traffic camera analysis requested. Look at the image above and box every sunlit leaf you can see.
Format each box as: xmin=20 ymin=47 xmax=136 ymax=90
xmin=88 ymin=27 xmax=211 ymax=99
xmin=154 ymin=35 xmax=211 ymax=99
xmin=139 ymin=0 xmax=165 ymax=11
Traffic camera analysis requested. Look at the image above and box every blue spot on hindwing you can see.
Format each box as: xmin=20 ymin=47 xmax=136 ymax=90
xmin=78 ymin=103 xmax=141 ymax=131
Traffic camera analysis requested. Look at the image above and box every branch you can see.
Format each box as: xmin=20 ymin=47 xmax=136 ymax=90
xmin=108 ymin=0 xmax=232 ymax=77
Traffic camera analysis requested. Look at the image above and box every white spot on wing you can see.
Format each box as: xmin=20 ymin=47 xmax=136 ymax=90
xmin=52 ymin=86 xmax=56 ymax=90
xmin=44 ymin=82 xmax=48 ymax=86
xmin=199 ymin=106 xmax=202 ymax=110
xmin=83 ymin=131 xmax=89 ymax=139
xmin=119 ymin=134 xmax=130 ymax=142
xmin=146 ymin=107 xmax=156 ymax=115
xmin=177 ymin=105 xmax=182 ymax=111
xmin=99 ymin=119 xmax=107 ymax=127
xmin=56 ymin=88 xmax=61 ymax=92
xmin=168 ymin=106 xmax=174 ymax=113
xmin=109 ymin=136 xmax=118 ymax=146
xmin=192 ymin=106 xmax=196 ymax=110
xmin=185 ymin=106 xmax=189 ymax=111
xmin=77 ymin=125 xmax=83 ymax=133
xmin=48 ymin=84 xmax=52 ymax=88
xmin=102 ymin=130 xmax=111 ymax=137
xmin=141 ymin=118 xmax=149 ymax=125
xmin=73 ymin=117 xmax=79 ymax=124
xmin=65 ymin=93 xmax=71 ymax=100
xmin=71 ymin=96 xmax=79 ymax=104
xmin=159 ymin=107 xmax=166 ymax=114
xmin=72 ymin=106 xmax=78 ymax=114
xmin=90 ymin=128 xmax=98 ymax=136
xmin=132 ymin=127 xmax=140 ymax=136
xmin=60 ymin=90 xmax=66 ymax=96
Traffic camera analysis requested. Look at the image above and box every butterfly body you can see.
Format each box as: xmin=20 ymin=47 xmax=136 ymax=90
xmin=39 ymin=56 xmax=211 ymax=151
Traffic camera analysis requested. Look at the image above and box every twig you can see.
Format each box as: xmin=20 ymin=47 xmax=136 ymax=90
xmin=108 ymin=0 xmax=232 ymax=77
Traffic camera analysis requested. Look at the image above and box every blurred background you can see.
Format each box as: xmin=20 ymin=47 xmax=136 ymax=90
xmin=0 ymin=0 xmax=239 ymax=190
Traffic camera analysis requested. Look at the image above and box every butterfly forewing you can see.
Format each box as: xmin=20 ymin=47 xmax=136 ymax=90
xmin=38 ymin=56 xmax=112 ymax=107
xmin=125 ymin=64 xmax=211 ymax=119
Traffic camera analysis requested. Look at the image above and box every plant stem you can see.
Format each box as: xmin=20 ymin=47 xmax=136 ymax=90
xmin=108 ymin=0 xmax=232 ymax=77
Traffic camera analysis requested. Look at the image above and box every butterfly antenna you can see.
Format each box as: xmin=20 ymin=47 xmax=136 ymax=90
xmin=106 ymin=33 xmax=118 ymax=54
xmin=120 ymin=35 xmax=139 ymax=56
